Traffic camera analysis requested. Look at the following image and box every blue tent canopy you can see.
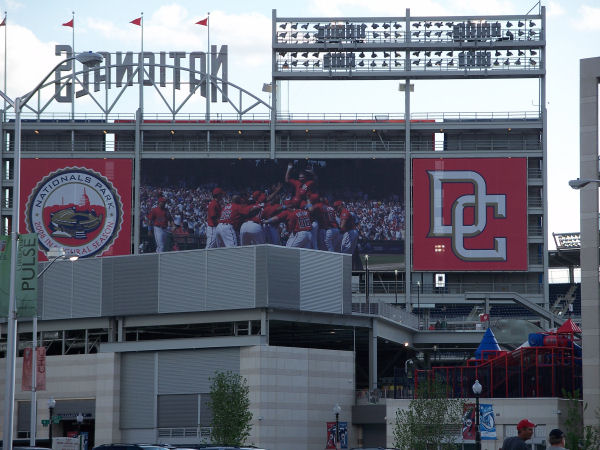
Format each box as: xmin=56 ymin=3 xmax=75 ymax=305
xmin=474 ymin=327 xmax=501 ymax=360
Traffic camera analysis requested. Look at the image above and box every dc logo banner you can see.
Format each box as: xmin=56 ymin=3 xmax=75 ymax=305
xmin=413 ymin=158 xmax=527 ymax=271
xmin=21 ymin=159 xmax=133 ymax=259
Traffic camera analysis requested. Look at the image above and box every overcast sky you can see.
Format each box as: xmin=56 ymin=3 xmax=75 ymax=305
xmin=1 ymin=0 xmax=598 ymax=249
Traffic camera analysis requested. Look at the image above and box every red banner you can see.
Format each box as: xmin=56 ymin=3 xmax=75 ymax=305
xmin=21 ymin=347 xmax=46 ymax=391
xmin=20 ymin=159 xmax=133 ymax=259
xmin=412 ymin=158 xmax=527 ymax=271
xmin=462 ymin=403 xmax=476 ymax=440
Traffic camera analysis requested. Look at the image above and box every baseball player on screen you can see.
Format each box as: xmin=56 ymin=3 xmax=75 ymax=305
xmin=336 ymin=200 xmax=359 ymax=254
xmin=263 ymin=199 xmax=312 ymax=248
xmin=240 ymin=192 xmax=267 ymax=246
xmin=285 ymin=162 xmax=317 ymax=201
xmin=205 ymin=187 xmax=224 ymax=248
xmin=324 ymin=199 xmax=341 ymax=252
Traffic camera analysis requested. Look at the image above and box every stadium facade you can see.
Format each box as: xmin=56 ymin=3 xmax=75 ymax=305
xmin=0 ymin=6 xmax=576 ymax=450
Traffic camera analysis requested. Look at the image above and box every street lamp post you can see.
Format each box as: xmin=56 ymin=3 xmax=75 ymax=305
xmin=416 ymin=280 xmax=421 ymax=329
xmin=333 ymin=404 xmax=341 ymax=450
xmin=48 ymin=397 xmax=56 ymax=444
xmin=1 ymin=52 xmax=103 ymax=450
xmin=472 ymin=380 xmax=482 ymax=450
xmin=394 ymin=269 xmax=398 ymax=305
xmin=365 ymin=254 xmax=369 ymax=309
xmin=76 ymin=412 xmax=84 ymax=450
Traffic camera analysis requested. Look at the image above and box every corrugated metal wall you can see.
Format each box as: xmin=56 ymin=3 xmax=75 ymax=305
xmin=121 ymin=348 xmax=240 ymax=429
xmin=39 ymin=245 xmax=350 ymax=320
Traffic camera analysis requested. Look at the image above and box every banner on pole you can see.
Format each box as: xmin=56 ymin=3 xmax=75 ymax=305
xmin=21 ymin=346 xmax=46 ymax=391
xmin=16 ymin=233 xmax=38 ymax=317
xmin=0 ymin=235 xmax=11 ymax=316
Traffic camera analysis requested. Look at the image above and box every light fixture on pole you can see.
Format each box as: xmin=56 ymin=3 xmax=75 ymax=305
xmin=48 ymin=397 xmax=56 ymax=444
xmin=29 ymin=248 xmax=79 ymax=446
xmin=394 ymin=269 xmax=398 ymax=305
xmin=472 ymin=380 xmax=482 ymax=450
xmin=333 ymin=403 xmax=342 ymax=450
xmin=1 ymin=51 xmax=103 ymax=450
xmin=76 ymin=412 xmax=84 ymax=450
xmin=416 ymin=280 xmax=421 ymax=329
xmin=568 ymin=178 xmax=600 ymax=189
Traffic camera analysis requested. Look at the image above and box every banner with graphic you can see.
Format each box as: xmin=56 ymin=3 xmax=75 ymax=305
xmin=0 ymin=235 xmax=11 ymax=316
xmin=326 ymin=421 xmax=348 ymax=449
xmin=21 ymin=346 xmax=47 ymax=391
xmin=20 ymin=159 xmax=133 ymax=259
xmin=462 ymin=403 xmax=497 ymax=441
xmin=16 ymin=233 xmax=38 ymax=317
xmin=412 ymin=158 xmax=527 ymax=271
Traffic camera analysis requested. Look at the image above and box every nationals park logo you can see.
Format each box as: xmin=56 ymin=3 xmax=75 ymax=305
xmin=25 ymin=167 xmax=124 ymax=257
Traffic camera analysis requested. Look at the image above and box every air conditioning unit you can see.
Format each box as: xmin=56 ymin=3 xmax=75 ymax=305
xmin=435 ymin=273 xmax=446 ymax=288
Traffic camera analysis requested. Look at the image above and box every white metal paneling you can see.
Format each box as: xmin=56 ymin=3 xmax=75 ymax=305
xmin=159 ymin=251 xmax=206 ymax=313
xmin=206 ymin=247 xmax=255 ymax=310
xmin=72 ymin=258 xmax=102 ymax=317
xmin=157 ymin=348 xmax=240 ymax=394
xmin=267 ymin=245 xmax=300 ymax=309
xmin=108 ymin=254 xmax=159 ymax=316
xmin=41 ymin=262 xmax=74 ymax=320
xmin=120 ymin=352 xmax=156 ymax=429
xmin=157 ymin=394 xmax=198 ymax=427
xmin=254 ymin=246 xmax=268 ymax=307
xmin=299 ymin=251 xmax=343 ymax=313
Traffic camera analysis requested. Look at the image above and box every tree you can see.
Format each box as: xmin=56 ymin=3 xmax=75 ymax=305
xmin=563 ymin=389 xmax=600 ymax=450
xmin=208 ymin=370 xmax=253 ymax=446
xmin=392 ymin=379 xmax=464 ymax=450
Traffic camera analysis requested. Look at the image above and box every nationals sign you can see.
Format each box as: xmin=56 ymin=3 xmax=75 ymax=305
xmin=413 ymin=158 xmax=527 ymax=271
xmin=21 ymin=159 xmax=132 ymax=259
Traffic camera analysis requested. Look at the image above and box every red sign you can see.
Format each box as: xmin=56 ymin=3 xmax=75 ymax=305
xmin=480 ymin=313 xmax=490 ymax=322
xmin=21 ymin=347 xmax=46 ymax=391
xmin=412 ymin=158 xmax=527 ymax=271
xmin=462 ymin=403 xmax=476 ymax=440
xmin=20 ymin=159 xmax=132 ymax=259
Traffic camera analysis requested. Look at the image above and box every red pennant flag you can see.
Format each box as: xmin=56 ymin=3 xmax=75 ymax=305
xmin=0 ymin=17 xmax=5 ymax=27
xmin=130 ymin=17 xmax=142 ymax=26
xmin=62 ymin=18 xmax=74 ymax=28
xmin=196 ymin=17 xmax=208 ymax=26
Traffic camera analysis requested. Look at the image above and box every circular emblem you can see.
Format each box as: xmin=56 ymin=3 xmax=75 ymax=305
xmin=25 ymin=167 xmax=123 ymax=258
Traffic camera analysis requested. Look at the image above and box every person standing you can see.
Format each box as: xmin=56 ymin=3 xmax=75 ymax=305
xmin=336 ymin=200 xmax=359 ymax=255
xmin=206 ymin=187 xmax=224 ymax=248
xmin=149 ymin=197 xmax=173 ymax=253
xmin=547 ymin=428 xmax=568 ymax=449
xmin=501 ymin=419 xmax=535 ymax=450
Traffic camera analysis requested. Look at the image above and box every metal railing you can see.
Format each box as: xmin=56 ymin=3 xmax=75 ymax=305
xmin=412 ymin=139 xmax=542 ymax=152
xmin=352 ymin=302 xmax=420 ymax=328
xmin=4 ymin=110 xmax=541 ymax=123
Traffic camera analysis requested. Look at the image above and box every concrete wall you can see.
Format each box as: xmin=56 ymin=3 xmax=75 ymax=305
xmin=0 ymin=352 xmax=120 ymax=445
xmin=241 ymin=346 xmax=355 ymax=450
xmin=384 ymin=397 xmax=580 ymax=449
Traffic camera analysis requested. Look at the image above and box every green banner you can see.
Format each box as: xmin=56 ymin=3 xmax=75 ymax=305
xmin=16 ymin=233 xmax=38 ymax=318
xmin=0 ymin=235 xmax=10 ymax=317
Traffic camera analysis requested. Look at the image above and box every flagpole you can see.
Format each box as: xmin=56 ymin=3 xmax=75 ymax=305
xmin=71 ymin=11 xmax=75 ymax=151
xmin=3 ymin=12 xmax=6 ymax=114
xmin=205 ymin=12 xmax=210 ymax=123
xmin=139 ymin=12 xmax=144 ymax=117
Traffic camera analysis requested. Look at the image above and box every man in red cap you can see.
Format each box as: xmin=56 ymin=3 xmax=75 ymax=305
xmin=206 ymin=188 xmax=224 ymax=248
xmin=501 ymin=419 xmax=535 ymax=449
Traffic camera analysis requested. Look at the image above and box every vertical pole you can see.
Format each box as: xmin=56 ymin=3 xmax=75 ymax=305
xmin=394 ymin=269 xmax=398 ymax=304
xmin=579 ymin=56 xmax=600 ymax=426
xmin=335 ymin=412 xmax=340 ymax=450
xmin=48 ymin=405 xmax=53 ymax=443
xmin=417 ymin=281 xmax=421 ymax=329
xmin=30 ymin=316 xmax=38 ymax=446
xmin=205 ymin=12 xmax=210 ymax=123
xmin=70 ymin=12 xmax=75 ymax=151
xmin=133 ymin=108 xmax=142 ymax=254
xmin=270 ymin=9 xmax=277 ymax=159
xmin=3 ymin=12 xmax=6 ymax=113
xmin=3 ymin=96 xmax=21 ymax=450
xmin=475 ymin=394 xmax=481 ymax=450
xmin=404 ymin=8 xmax=412 ymax=315
xmin=365 ymin=254 xmax=369 ymax=309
